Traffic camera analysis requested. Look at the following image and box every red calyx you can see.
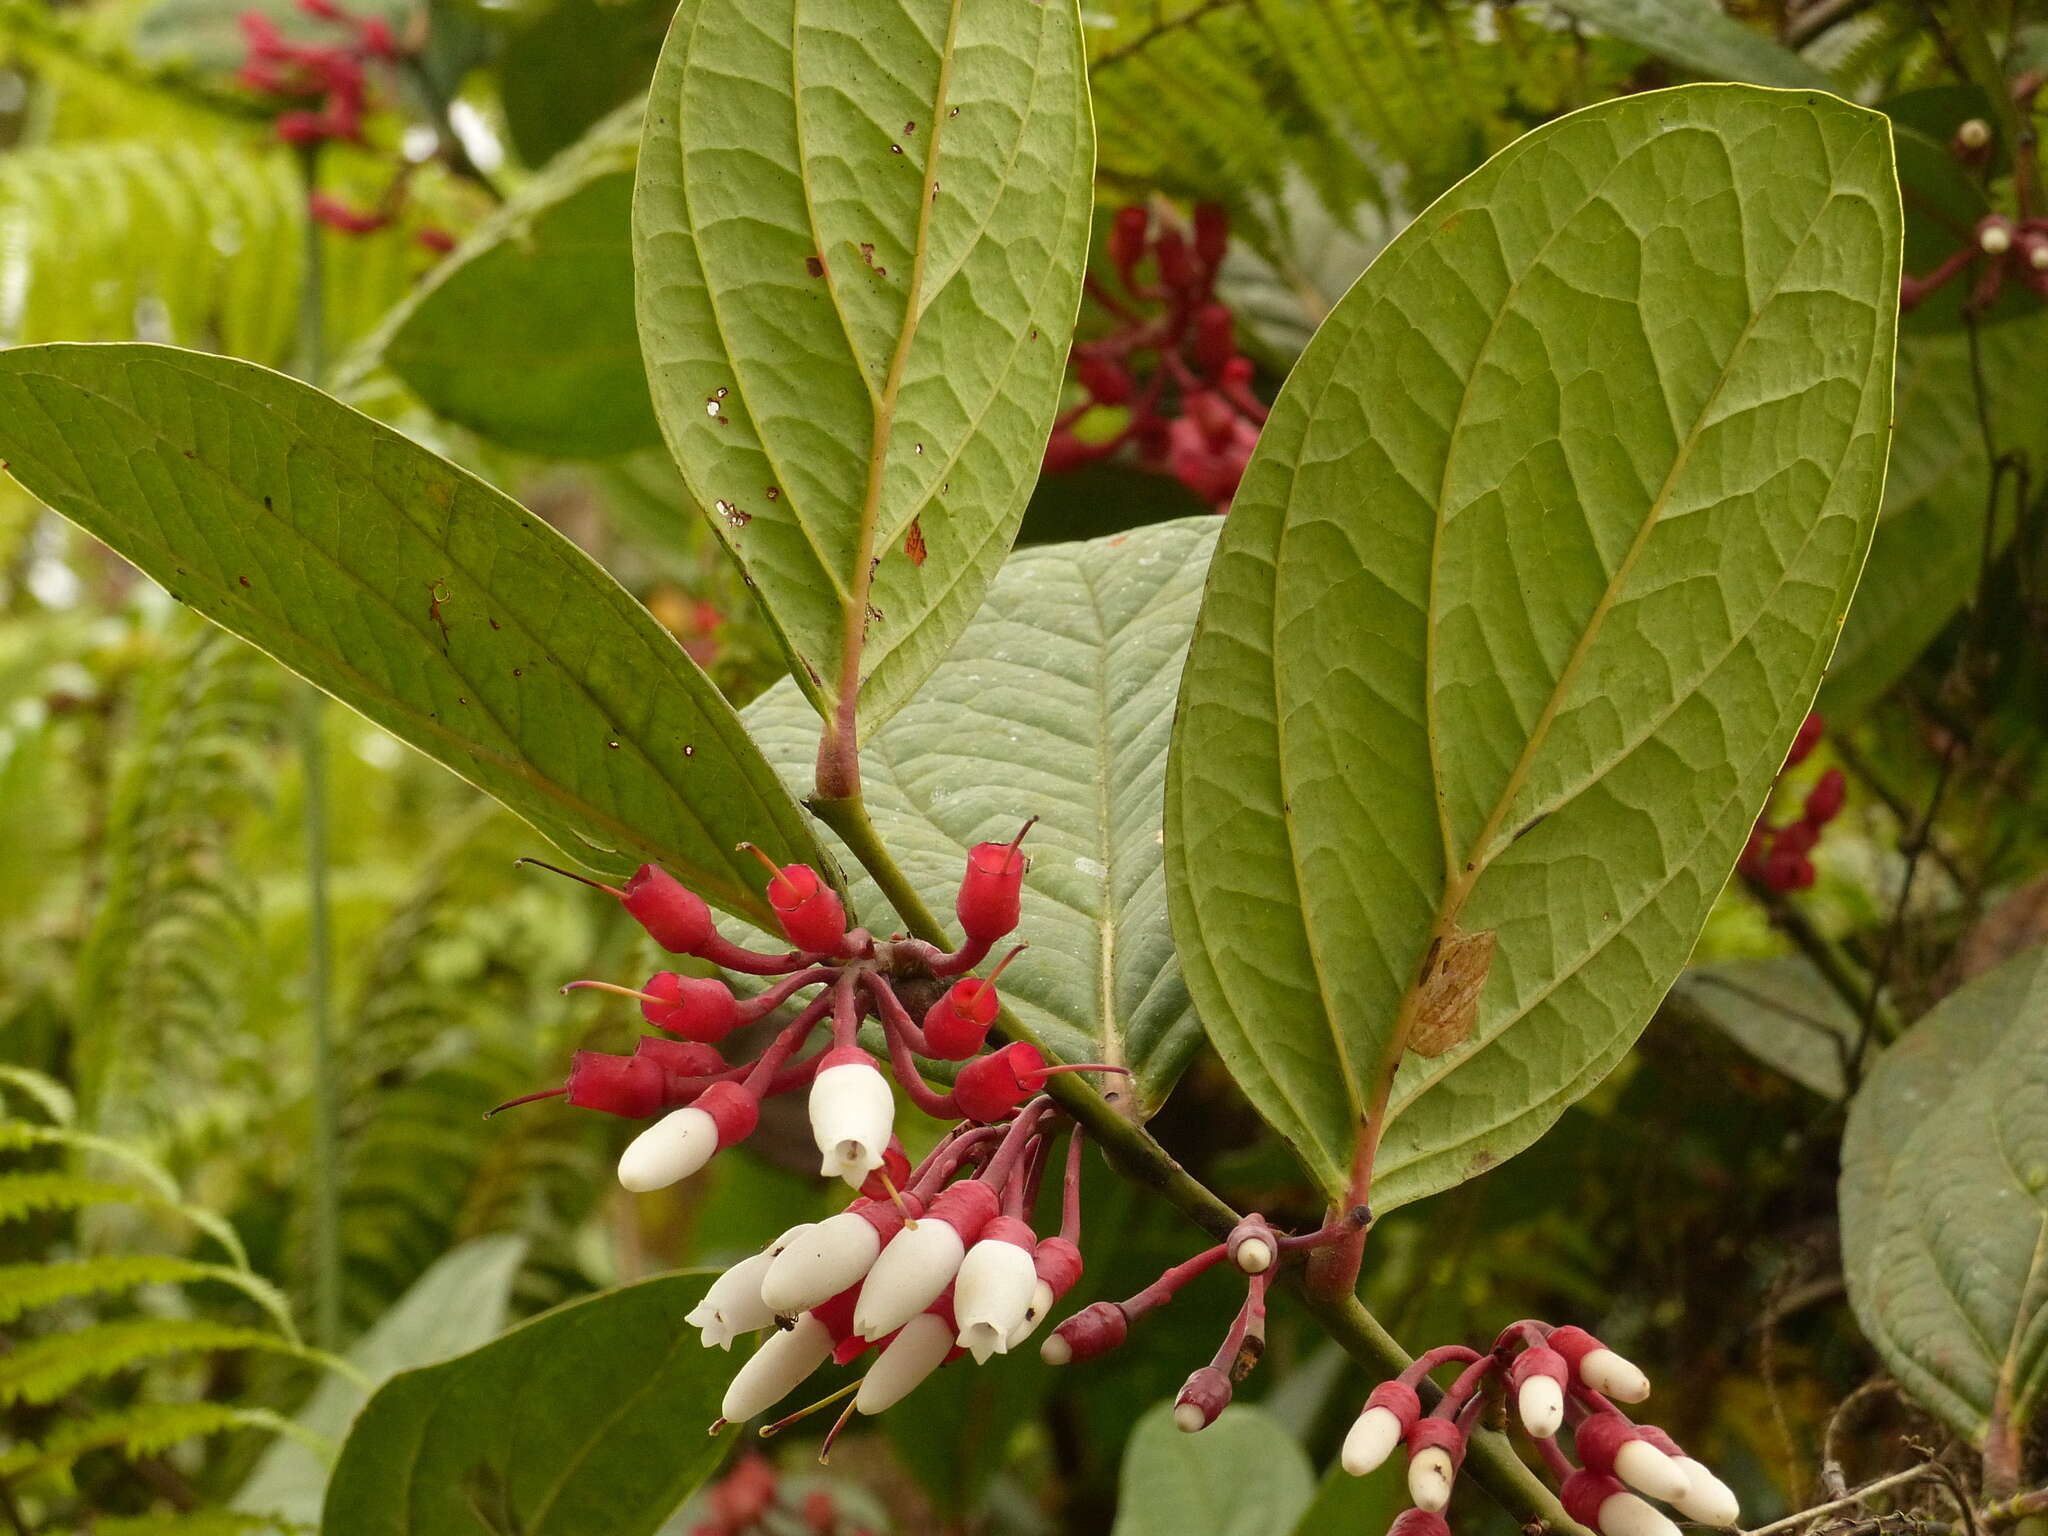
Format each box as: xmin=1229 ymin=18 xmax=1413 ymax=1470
xmin=1509 ymin=1344 xmax=1568 ymax=1392
xmin=1545 ymin=1325 xmax=1603 ymax=1371
xmin=711 ymin=1453 xmax=778 ymax=1526
xmin=1803 ymin=766 xmax=1846 ymax=827
xmin=1561 ymin=1469 xmax=1628 ymax=1529
xmin=859 ymin=1137 xmax=912 ymax=1202
xmin=638 ymin=972 xmax=739 ymax=1042
xmin=763 ymin=862 xmax=848 ymax=954
xmin=1193 ymin=202 xmax=1228 ymax=269
xmin=1108 ymin=205 xmax=1150 ymax=279
xmin=631 ymin=1035 xmax=725 ymax=1079
xmin=1176 ymin=1363 xmax=1233 ymax=1428
xmin=1389 ymin=1512 xmax=1453 ymax=1536
xmin=1631 ymin=1423 xmax=1684 ymax=1459
xmin=923 ymin=976 xmax=1002 ymax=1059
xmin=850 ymin=1190 xmax=925 ymax=1241
xmin=1406 ymin=1414 xmax=1467 ymax=1467
xmin=1051 ymin=1299 xmax=1129 ymax=1362
xmin=924 ymin=1178 xmax=1001 ymax=1244
xmin=1076 ymin=353 xmax=1136 ymax=404
xmin=978 ymin=1214 xmax=1037 ymax=1252
xmin=1155 ymin=228 xmax=1195 ymax=292
xmin=1032 ymin=1235 xmax=1083 ymax=1300
xmin=695 ymin=1081 xmax=760 ymax=1148
xmin=621 ymin=864 xmax=718 ymax=953
xmin=1785 ymin=711 xmax=1825 ymax=768
xmin=1573 ymin=1412 xmax=1644 ymax=1478
xmin=957 ymin=826 xmax=1031 ymax=942
xmin=951 ymin=1042 xmax=1046 ymax=1122
xmin=814 ymin=1283 xmax=868 ymax=1359
xmin=1364 ymin=1378 xmax=1423 ymax=1435
xmin=1193 ymin=304 xmax=1236 ymax=372
xmin=564 ymin=1051 xmax=665 ymax=1118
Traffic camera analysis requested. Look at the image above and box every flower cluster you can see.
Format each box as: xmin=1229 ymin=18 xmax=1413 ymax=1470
xmin=1901 ymin=209 xmax=2048 ymax=313
xmin=688 ymin=1453 xmax=872 ymax=1536
xmin=1341 ymin=1324 xmax=1741 ymax=1536
xmin=236 ymin=0 xmax=401 ymax=148
xmin=505 ymin=824 xmax=1122 ymax=1447
xmin=1738 ymin=712 xmax=1844 ymax=894
xmin=1039 ymin=1206 xmax=1369 ymax=1432
xmin=1042 ymin=203 xmax=1268 ymax=509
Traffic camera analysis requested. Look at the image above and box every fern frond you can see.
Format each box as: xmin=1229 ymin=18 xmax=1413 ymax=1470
xmin=0 ymin=1318 xmax=308 ymax=1406
xmin=0 ymin=1063 xmax=76 ymax=1125
xmin=0 ymin=1398 xmax=298 ymax=1480
xmin=0 ymin=1171 xmax=161 ymax=1223
xmin=97 ymin=1511 xmax=309 ymax=1536
xmin=0 ymin=1254 xmax=295 ymax=1334
xmin=0 ymin=1120 xmax=254 ymax=1267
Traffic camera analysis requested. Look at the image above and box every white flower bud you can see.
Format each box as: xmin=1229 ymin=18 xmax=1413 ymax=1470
xmin=1007 ymin=1278 xmax=1056 ymax=1349
xmin=1981 ymin=223 xmax=2013 ymax=256
xmin=1579 ymin=1346 xmax=1650 ymax=1402
xmin=1039 ymin=1331 xmax=1073 ymax=1365
xmin=1670 ymin=1459 xmax=1741 ymax=1527
xmin=1518 ymin=1374 xmax=1565 ymax=1438
xmin=810 ymin=1061 xmax=895 ymax=1187
xmin=954 ymin=1239 xmax=1038 ymax=1363
xmin=685 ymin=1248 xmax=781 ymax=1349
xmin=760 ymin=1211 xmax=881 ymax=1316
xmin=1340 ymin=1404 xmax=1403 ymax=1476
xmin=1173 ymin=1401 xmax=1208 ymax=1433
xmin=854 ymin=1218 xmax=965 ymax=1339
xmin=1614 ymin=1439 xmax=1691 ymax=1502
xmin=1408 ymin=1445 xmax=1456 ymax=1511
xmin=2030 ymin=243 xmax=2048 ymax=272
xmin=1594 ymin=1489 xmax=1683 ymax=1536
xmin=856 ymin=1312 xmax=954 ymax=1413
xmin=1235 ymin=1236 xmax=1273 ymax=1273
xmin=617 ymin=1105 xmax=717 ymax=1192
xmin=720 ymin=1312 xmax=833 ymax=1422
xmin=1958 ymin=117 xmax=1992 ymax=149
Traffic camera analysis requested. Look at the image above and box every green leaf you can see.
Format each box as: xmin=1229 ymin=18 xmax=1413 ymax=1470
xmin=0 ymin=344 xmax=821 ymax=924
xmin=1670 ymin=956 xmax=1856 ymax=1100
xmin=1820 ymin=312 xmax=2048 ymax=721
xmin=634 ymin=0 xmax=1095 ymax=731
xmin=1110 ymin=1403 xmax=1315 ymax=1536
xmin=1841 ymin=944 xmax=2048 ymax=1445
xmin=375 ymin=102 xmax=662 ymax=459
xmin=497 ymin=0 xmax=669 ymax=168
xmin=323 ymin=1273 xmax=727 ymax=1536
xmin=743 ymin=518 xmax=1217 ymax=1108
xmin=1166 ymin=85 xmax=1902 ymax=1208
xmin=235 ymin=1235 xmax=529 ymax=1528
xmin=1553 ymin=0 xmax=1832 ymax=90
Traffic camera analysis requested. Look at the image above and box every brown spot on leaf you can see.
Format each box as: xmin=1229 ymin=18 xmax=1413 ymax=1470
xmin=237 ymin=575 xmax=250 ymax=587
xmin=805 ymin=255 xmax=825 ymax=277
xmin=1406 ymin=924 xmax=1496 ymax=1058
xmin=904 ymin=518 xmax=928 ymax=566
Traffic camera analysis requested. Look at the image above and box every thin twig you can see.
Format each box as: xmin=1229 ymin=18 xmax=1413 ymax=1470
xmin=1742 ymin=1463 xmax=1940 ymax=1536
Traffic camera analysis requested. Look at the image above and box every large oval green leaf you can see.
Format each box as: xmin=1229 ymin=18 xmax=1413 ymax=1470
xmin=1841 ymin=944 xmax=2048 ymax=1450
xmin=0 ymin=344 xmax=819 ymax=924
xmin=744 ymin=518 xmax=1215 ymax=1110
xmin=1111 ymin=1403 xmax=1315 ymax=1536
xmin=323 ymin=1273 xmax=726 ymax=1535
xmin=374 ymin=101 xmax=660 ymax=460
xmin=1166 ymin=85 xmax=1902 ymax=1208
xmin=633 ymin=0 xmax=1095 ymax=733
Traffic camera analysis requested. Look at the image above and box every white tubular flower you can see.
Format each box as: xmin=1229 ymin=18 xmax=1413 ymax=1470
xmin=1670 ymin=1461 xmax=1741 ymax=1527
xmin=1518 ymin=1374 xmax=1565 ymax=1438
xmin=1593 ymin=1489 xmax=1683 ymax=1536
xmin=1340 ymin=1405 xmax=1404 ymax=1477
xmin=1408 ymin=1446 xmax=1456 ymax=1513
xmin=1579 ymin=1346 xmax=1650 ymax=1403
xmin=617 ymin=1106 xmax=717 ymax=1192
xmin=954 ymin=1238 xmax=1038 ymax=1363
xmin=1613 ymin=1439 xmax=1691 ymax=1503
xmin=855 ymin=1312 xmax=954 ymax=1414
xmin=761 ymin=1211 xmax=881 ymax=1316
xmin=686 ymin=1256 xmax=775 ymax=1349
xmin=720 ymin=1312 xmax=834 ymax=1423
xmin=1006 ymin=1278 xmax=1057 ymax=1350
xmin=809 ymin=1054 xmax=895 ymax=1187
xmin=854 ymin=1218 xmax=965 ymax=1340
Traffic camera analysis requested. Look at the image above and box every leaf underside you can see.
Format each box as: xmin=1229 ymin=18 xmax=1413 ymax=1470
xmin=744 ymin=518 xmax=1217 ymax=1111
xmin=1167 ymin=84 xmax=1902 ymax=1209
xmin=634 ymin=0 xmax=1096 ymax=731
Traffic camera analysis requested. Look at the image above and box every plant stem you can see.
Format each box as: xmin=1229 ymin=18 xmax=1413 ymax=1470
xmin=1944 ymin=0 xmax=2041 ymax=216
xmin=829 ymin=798 xmax=1587 ymax=1535
xmin=300 ymin=689 xmax=342 ymax=1352
xmin=292 ymin=144 xmax=327 ymax=388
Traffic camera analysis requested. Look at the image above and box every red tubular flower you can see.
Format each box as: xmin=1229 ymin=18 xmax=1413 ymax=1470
xmin=957 ymin=822 xmax=1033 ymax=942
xmin=1173 ymin=1364 xmax=1233 ymax=1432
xmin=951 ymin=1042 xmax=1046 ymax=1122
xmin=621 ymin=864 xmax=718 ymax=953
xmin=1108 ymin=205 xmax=1150 ymax=280
xmin=760 ymin=859 xmax=848 ymax=954
xmin=1041 ymin=1299 xmax=1129 ymax=1365
xmin=638 ymin=971 xmax=740 ymax=1042
xmin=563 ymin=1050 xmax=668 ymax=1118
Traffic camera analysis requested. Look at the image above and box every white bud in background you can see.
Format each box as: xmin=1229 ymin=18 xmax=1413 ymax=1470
xmin=761 ymin=1211 xmax=881 ymax=1316
xmin=1340 ymin=1405 xmax=1403 ymax=1476
xmin=617 ymin=1106 xmax=717 ymax=1192
xmin=954 ymin=1239 xmax=1038 ymax=1362
xmin=1578 ymin=1346 xmax=1650 ymax=1402
xmin=1593 ymin=1489 xmax=1683 ymax=1536
xmin=1408 ymin=1447 xmax=1455 ymax=1512
xmin=856 ymin=1313 xmax=955 ymax=1414
xmin=720 ymin=1312 xmax=833 ymax=1423
xmin=1958 ymin=118 xmax=1992 ymax=149
xmin=1981 ymin=223 xmax=2013 ymax=256
xmin=809 ymin=1060 xmax=895 ymax=1187
xmin=1518 ymin=1374 xmax=1565 ymax=1438
xmin=1670 ymin=1460 xmax=1741 ymax=1527
xmin=2030 ymin=243 xmax=2048 ymax=272
xmin=854 ymin=1219 xmax=965 ymax=1339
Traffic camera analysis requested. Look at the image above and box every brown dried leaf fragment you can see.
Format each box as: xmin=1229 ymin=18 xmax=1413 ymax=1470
xmin=1406 ymin=925 xmax=1496 ymax=1058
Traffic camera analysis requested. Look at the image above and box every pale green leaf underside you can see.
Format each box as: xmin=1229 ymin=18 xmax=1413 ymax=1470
xmin=0 ymin=344 xmax=819 ymax=925
xmin=745 ymin=518 xmax=1214 ymax=1109
xmin=1111 ymin=1403 xmax=1316 ymax=1536
xmin=634 ymin=0 xmax=1094 ymax=729
xmin=1841 ymin=945 xmax=2048 ymax=1444
xmin=375 ymin=100 xmax=659 ymax=460
xmin=1553 ymin=0 xmax=1832 ymax=90
xmin=1167 ymin=85 xmax=1901 ymax=1208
